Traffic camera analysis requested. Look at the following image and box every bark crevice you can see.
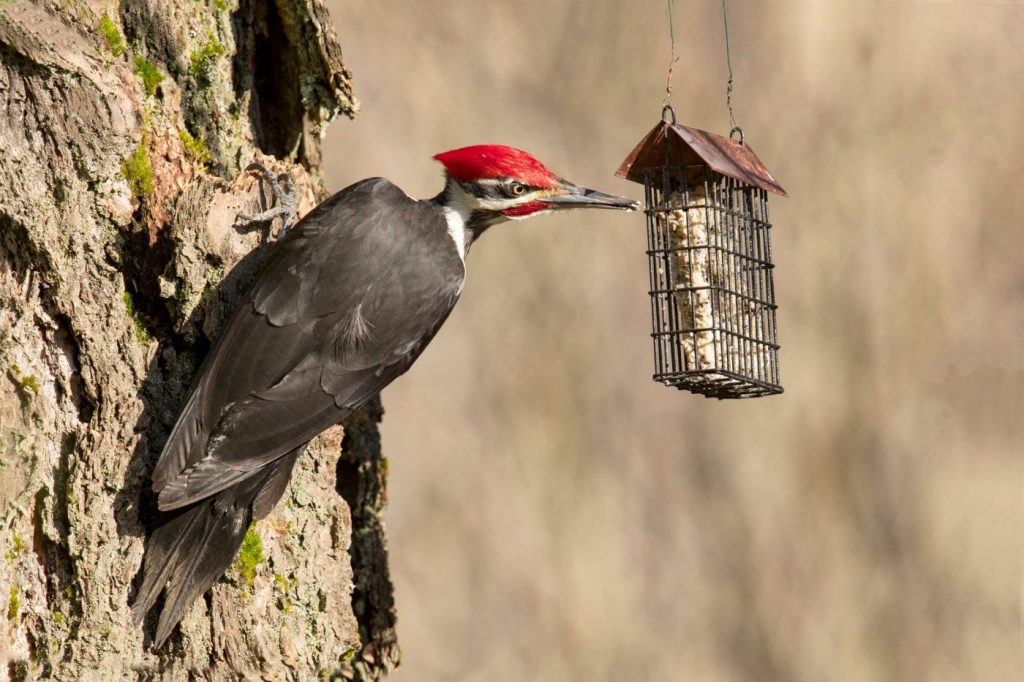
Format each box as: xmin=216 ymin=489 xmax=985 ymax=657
xmin=337 ymin=398 xmax=401 ymax=680
xmin=235 ymin=0 xmax=304 ymax=161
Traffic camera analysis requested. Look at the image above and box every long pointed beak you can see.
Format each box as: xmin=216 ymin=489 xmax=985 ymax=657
xmin=545 ymin=182 xmax=639 ymax=211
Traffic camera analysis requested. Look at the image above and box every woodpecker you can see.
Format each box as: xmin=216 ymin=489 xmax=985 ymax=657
xmin=132 ymin=145 xmax=638 ymax=646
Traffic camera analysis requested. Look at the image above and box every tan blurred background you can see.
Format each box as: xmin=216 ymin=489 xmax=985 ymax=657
xmin=322 ymin=1 xmax=1022 ymax=680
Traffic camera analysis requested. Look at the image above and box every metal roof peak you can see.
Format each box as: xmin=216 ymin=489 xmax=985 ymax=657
xmin=616 ymin=121 xmax=788 ymax=197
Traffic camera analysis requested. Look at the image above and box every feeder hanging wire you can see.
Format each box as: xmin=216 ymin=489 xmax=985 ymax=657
xmin=721 ymin=0 xmax=743 ymax=143
xmin=663 ymin=0 xmax=679 ymax=112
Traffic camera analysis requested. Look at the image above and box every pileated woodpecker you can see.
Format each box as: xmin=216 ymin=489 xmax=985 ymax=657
xmin=132 ymin=145 xmax=638 ymax=646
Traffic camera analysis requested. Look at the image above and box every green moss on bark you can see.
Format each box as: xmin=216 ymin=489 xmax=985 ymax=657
xmin=98 ymin=15 xmax=125 ymax=57
xmin=179 ymin=129 xmax=212 ymax=165
xmin=133 ymin=55 xmax=163 ymax=97
xmin=122 ymin=292 xmax=150 ymax=343
xmin=8 ymin=586 xmax=20 ymax=622
xmin=188 ymin=32 xmax=225 ymax=85
xmin=121 ymin=142 xmax=153 ymax=198
xmin=236 ymin=528 xmax=264 ymax=588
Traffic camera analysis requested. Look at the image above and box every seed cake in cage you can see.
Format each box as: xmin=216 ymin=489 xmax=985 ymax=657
xmin=617 ymin=115 xmax=787 ymax=399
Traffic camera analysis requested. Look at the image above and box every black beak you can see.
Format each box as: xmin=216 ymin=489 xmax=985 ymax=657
xmin=545 ymin=181 xmax=639 ymax=211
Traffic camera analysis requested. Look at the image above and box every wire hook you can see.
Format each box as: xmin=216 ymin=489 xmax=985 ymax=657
xmin=662 ymin=104 xmax=677 ymax=125
xmin=729 ymin=126 xmax=744 ymax=145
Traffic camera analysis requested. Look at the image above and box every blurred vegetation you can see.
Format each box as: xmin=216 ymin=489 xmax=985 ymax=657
xmin=324 ymin=1 xmax=1023 ymax=680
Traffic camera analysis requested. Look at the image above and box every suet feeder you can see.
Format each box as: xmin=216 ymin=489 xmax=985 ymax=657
xmin=616 ymin=107 xmax=787 ymax=399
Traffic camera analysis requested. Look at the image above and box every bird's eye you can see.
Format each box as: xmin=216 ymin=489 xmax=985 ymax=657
xmin=511 ymin=183 xmax=526 ymax=196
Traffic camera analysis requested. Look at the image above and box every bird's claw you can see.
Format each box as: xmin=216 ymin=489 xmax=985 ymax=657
xmin=237 ymin=161 xmax=297 ymax=237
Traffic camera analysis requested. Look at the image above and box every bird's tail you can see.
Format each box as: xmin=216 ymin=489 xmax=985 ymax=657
xmin=132 ymin=448 xmax=300 ymax=647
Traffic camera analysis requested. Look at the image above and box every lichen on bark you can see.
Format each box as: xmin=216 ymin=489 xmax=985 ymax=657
xmin=0 ymin=1 xmax=397 ymax=679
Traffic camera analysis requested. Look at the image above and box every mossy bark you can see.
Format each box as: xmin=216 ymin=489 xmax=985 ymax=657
xmin=0 ymin=1 xmax=398 ymax=678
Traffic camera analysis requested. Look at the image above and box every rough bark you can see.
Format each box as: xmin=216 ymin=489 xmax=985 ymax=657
xmin=0 ymin=1 xmax=398 ymax=678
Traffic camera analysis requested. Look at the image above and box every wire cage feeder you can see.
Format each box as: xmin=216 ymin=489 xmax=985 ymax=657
xmin=617 ymin=110 xmax=788 ymax=399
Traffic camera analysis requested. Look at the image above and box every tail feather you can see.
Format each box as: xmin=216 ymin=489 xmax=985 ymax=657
xmin=133 ymin=448 xmax=302 ymax=648
xmin=131 ymin=502 xmax=206 ymax=625
xmin=154 ymin=498 xmax=249 ymax=647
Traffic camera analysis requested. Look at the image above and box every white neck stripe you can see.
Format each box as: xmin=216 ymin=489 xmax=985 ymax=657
xmin=441 ymin=183 xmax=478 ymax=261
xmin=441 ymin=204 xmax=470 ymax=261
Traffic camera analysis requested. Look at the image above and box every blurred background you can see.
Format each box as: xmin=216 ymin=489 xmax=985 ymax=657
xmin=322 ymin=1 xmax=1022 ymax=680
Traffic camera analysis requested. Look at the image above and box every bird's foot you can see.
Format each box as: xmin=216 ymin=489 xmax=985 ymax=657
xmin=237 ymin=161 xmax=297 ymax=237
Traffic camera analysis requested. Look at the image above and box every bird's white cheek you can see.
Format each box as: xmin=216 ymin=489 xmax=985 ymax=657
xmin=470 ymin=196 xmax=515 ymax=211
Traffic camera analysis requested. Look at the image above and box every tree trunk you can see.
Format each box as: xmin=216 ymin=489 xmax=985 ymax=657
xmin=0 ymin=1 xmax=398 ymax=678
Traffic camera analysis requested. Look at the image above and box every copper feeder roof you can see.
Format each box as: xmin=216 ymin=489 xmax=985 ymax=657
xmin=616 ymin=120 xmax=788 ymax=197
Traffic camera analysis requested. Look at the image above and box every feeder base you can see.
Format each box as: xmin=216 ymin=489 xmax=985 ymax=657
xmin=655 ymin=369 xmax=783 ymax=400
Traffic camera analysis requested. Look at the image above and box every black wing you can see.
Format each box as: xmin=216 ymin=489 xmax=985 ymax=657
xmin=152 ymin=177 xmax=463 ymax=510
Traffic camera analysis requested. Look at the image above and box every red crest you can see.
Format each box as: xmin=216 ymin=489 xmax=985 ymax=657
xmin=433 ymin=145 xmax=559 ymax=188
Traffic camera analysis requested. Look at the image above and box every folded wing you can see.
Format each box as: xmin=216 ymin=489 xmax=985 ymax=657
xmin=152 ymin=177 xmax=462 ymax=510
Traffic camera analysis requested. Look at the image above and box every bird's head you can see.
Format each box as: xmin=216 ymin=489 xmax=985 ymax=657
xmin=433 ymin=144 xmax=638 ymax=229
